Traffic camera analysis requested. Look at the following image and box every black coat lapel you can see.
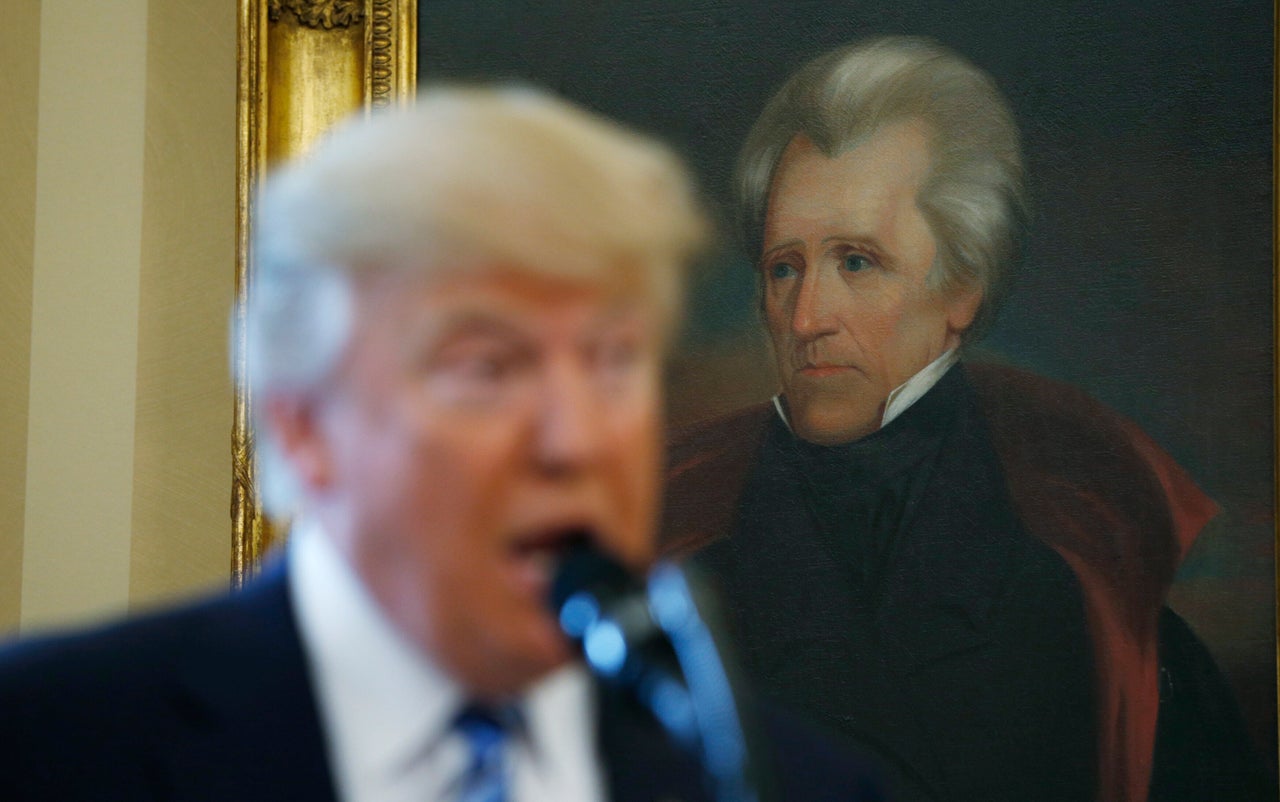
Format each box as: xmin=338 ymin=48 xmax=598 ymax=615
xmin=159 ymin=564 xmax=338 ymax=801
xmin=871 ymin=369 xmax=1099 ymax=801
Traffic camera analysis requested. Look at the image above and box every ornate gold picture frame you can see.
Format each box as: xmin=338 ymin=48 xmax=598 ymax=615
xmin=233 ymin=0 xmax=417 ymax=584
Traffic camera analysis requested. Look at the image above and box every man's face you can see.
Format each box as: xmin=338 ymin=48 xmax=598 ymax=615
xmin=760 ymin=121 xmax=980 ymax=444
xmin=289 ymin=268 xmax=664 ymax=699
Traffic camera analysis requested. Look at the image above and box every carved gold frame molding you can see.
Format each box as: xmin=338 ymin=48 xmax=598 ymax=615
xmin=233 ymin=0 xmax=417 ymax=585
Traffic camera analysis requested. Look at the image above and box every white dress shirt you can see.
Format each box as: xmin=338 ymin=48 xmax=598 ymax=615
xmin=288 ymin=519 xmax=607 ymax=802
xmin=773 ymin=348 xmax=960 ymax=432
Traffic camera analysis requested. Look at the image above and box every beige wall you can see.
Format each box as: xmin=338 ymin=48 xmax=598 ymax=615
xmin=129 ymin=0 xmax=237 ymax=611
xmin=1 ymin=0 xmax=235 ymax=635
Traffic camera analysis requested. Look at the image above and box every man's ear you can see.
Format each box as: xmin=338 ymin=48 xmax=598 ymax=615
xmin=945 ymin=284 xmax=983 ymax=336
xmin=262 ymin=393 xmax=334 ymax=493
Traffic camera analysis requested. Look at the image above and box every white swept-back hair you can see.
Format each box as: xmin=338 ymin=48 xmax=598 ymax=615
xmin=738 ymin=36 xmax=1026 ymax=340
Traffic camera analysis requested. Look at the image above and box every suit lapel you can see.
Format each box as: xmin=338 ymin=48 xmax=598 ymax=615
xmin=158 ymin=564 xmax=338 ymax=801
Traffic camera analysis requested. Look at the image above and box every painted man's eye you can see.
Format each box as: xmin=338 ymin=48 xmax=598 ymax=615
xmin=842 ymin=254 xmax=872 ymax=272
xmin=769 ymin=261 xmax=797 ymax=279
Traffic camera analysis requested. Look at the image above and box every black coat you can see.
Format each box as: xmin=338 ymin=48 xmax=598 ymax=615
xmin=662 ymin=364 xmax=1270 ymax=802
xmin=675 ymin=367 xmax=1095 ymax=801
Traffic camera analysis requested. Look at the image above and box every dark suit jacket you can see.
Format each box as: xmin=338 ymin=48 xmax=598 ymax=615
xmin=0 ymin=562 xmax=881 ymax=802
xmin=661 ymin=363 xmax=1239 ymax=802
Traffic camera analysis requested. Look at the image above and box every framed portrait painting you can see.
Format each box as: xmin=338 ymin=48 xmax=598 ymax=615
xmin=235 ymin=0 xmax=1275 ymax=789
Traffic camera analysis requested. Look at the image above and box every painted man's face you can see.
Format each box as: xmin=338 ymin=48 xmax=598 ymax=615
xmin=287 ymin=267 xmax=663 ymax=699
xmin=760 ymin=120 xmax=980 ymax=444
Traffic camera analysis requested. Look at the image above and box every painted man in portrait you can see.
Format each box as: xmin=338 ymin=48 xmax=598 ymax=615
xmin=661 ymin=36 xmax=1271 ymax=802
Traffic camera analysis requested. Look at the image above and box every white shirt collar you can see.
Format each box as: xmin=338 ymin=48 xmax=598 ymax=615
xmin=880 ymin=348 xmax=959 ymax=428
xmin=289 ymin=518 xmax=461 ymax=798
xmin=773 ymin=348 xmax=959 ymax=434
xmin=288 ymin=518 xmax=605 ymax=802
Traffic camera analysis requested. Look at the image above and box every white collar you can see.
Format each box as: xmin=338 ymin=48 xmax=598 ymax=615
xmin=289 ymin=518 xmax=462 ymax=795
xmin=773 ymin=348 xmax=959 ymax=434
xmin=287 ymin=518 xmax=605 ymax=802
xmin=880 ymin=348 xmax=959 ymax=427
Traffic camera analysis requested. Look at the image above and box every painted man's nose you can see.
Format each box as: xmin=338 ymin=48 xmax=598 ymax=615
xmin=790 ymin=269 xmax=839 ymax=340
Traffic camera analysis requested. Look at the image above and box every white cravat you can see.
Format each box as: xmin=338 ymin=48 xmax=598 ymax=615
xmin=288 ymin=519 xmax=606 ymax=802
xmin=773 ymin=348 xmax=959 ymax=433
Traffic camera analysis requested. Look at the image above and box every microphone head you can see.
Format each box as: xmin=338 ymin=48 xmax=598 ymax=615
xmin=548 ymin=536 xmax=638 ymax=615
xmin=548 ymin=536 xmax=659 ymax=679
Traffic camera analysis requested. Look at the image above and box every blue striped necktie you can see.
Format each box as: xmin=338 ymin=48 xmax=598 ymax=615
xmin=453 ymin=704 xmax=515 ymax=802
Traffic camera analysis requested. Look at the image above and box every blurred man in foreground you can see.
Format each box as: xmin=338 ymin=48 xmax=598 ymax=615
xmin=0 ymin=88 xmax=878 ymax=801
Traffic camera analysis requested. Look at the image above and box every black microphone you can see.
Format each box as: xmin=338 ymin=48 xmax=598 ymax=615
xmin=549 ymin=537 xmax=775 ymax=802
xmin=550 ymin=537 xmax=697 ymax=746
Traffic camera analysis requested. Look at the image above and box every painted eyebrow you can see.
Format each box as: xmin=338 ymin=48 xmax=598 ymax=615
xmin=760 ymin=238 xmax=805 ymax=263
xmin=760 ymin=235 xmax=887 ymax=263
xmin=824 ymin=235 xmax=891 ymax=261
